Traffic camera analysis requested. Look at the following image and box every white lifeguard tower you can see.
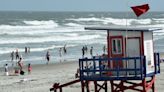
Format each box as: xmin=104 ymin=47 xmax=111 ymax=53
xmin=86 ymin=26 xmax=160 ymax=75
xmin=79 ymin=26 xmax=161 ymax=92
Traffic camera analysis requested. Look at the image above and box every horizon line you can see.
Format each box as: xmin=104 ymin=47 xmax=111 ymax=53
xmin=0 ymin=10 xmax=163 ymax=13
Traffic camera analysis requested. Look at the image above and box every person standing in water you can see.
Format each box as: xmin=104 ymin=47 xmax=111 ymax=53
xmin=82 ymin=46 xmax=85 ymax=58
xmin=10 ymin=51 xmax=14 ymax=66
xmin=46 ymin=51 xmax=50 ymax=64
xmin=85 ymin=45 xmax=88 ymax=53
xmin=63 ymin=44 xmax=67 ymax=54
xmin=25 ymin=47 xmax=28 ymax=53
xmin=90 ymin=46 xmax=93 ymax=57
xmin=15 ymin=49 xmax=19 ymax=60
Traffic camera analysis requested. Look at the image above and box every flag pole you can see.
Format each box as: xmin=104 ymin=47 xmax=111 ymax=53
xmin=127 ymin=3 xmax=149 ymax=76
xmin=125 ymin=0 xmax=129 ymax=76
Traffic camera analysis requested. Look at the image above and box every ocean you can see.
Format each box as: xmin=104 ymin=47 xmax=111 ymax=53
xmin=0 ymin=11 xmax=164 ymax=67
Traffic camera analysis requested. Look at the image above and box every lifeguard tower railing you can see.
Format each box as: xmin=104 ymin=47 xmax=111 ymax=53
xmin=79 ymin=53 xmax=160 ymax=81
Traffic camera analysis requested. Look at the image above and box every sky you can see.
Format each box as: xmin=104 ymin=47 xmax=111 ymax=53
xmin=0 ymin=0 xmax=163 ymax=12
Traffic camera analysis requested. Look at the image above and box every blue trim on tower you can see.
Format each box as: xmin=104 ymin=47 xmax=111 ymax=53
xmin=79 ymin=53 xmax=160 ymax=81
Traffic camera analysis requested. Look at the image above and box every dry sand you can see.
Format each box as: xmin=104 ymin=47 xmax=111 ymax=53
xmin=0 ymin=61 xmax=80 ymax=92
xmin=0 ymin=60 xmax=164 ymax=92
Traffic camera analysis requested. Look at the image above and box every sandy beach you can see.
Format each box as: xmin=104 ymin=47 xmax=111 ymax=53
xmin=0 ymin=59 xmax=164 ymax=92
xmin=0 ymin=61 xmax=80 ymax=92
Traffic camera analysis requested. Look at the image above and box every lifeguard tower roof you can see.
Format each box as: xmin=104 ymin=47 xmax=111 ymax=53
xmin=85 ymin=26 xmax=162 ymax=32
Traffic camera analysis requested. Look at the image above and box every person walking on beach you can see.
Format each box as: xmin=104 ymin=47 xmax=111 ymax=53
xmin=90 ymin=46 xmax=93 ymax=57
xmin=5 ymin=64 xmax=9 ymax=76
xmin=15 ymin=49 xmax=19 ymax=60
xmin=18 ymin=57 xmax=23 ymax=71
xmin=46 ymin=50 xmax=50 ymax=64
xmin=28 ymin=63 xmax=32 ymax=74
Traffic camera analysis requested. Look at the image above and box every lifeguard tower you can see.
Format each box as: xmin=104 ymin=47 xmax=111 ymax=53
xmin=50 ymin=26 xmax=161 ymax=92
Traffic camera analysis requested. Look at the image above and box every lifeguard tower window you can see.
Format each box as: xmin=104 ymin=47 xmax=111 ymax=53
xmin=112 ymin=39 xmax=122 ymax=55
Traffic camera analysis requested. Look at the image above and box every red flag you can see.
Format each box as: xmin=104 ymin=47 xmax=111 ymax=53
xmin=131 ymin=4 xmax=149 ymax=17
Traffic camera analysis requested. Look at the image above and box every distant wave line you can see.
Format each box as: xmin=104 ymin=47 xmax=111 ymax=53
xmin=0 ymin=34 xmax=101 ymax=44
xmin=67 ymin=17 xmax=152 ymax=25
xmin=0 ymin=44 xmax=76 ymax=55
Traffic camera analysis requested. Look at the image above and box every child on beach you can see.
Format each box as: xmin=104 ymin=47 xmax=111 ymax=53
xmin=5 ymin=64 xmax=9 ymax=76
xmin=28 ymin=63 xmax=32 ymax=74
